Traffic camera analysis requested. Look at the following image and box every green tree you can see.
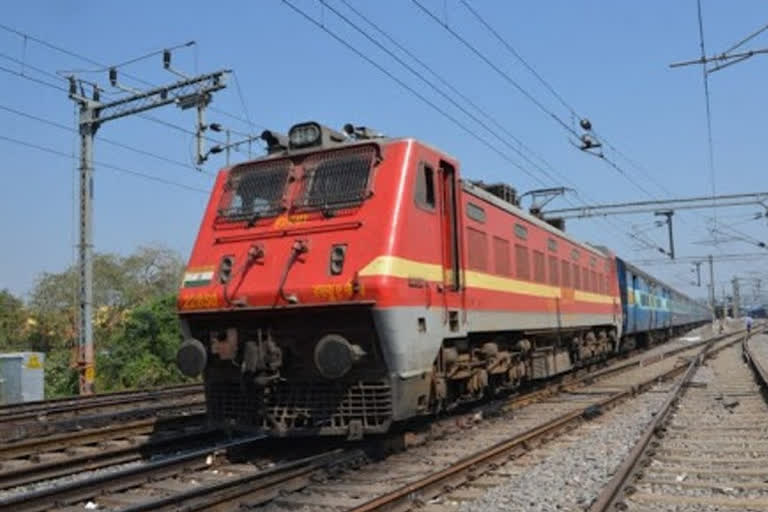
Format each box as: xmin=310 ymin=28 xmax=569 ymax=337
xmin=0 ymin=289 xmax=27 ymax=350
xmin=17 ymin=244 xmax=187 ymax=396
xmin=98 ymin=293 xmax=188 ymax=390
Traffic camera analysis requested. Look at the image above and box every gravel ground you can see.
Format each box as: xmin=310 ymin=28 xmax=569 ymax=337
xmin=622 ymin=343 xmax=768 ymax=511
xmin=455 ymin=383 xmax=676 ymax=512
xmin=0 ymin=459 xmax=145 ymax=500
xmin=747 ymin=333 xmax=768 ymax=367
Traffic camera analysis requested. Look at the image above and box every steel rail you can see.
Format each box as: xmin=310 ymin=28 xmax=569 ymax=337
xmin=588 ymin=328 xmax=764 ymax=512
xmin=119 ymin=449 xmax=365 ymax=512
xmin=0 ymin=398 xmax=205 ymax=443
xmin=0 ymin=327 xmax=720 ymax=499
xmin=347 ymin=330 xmax=748 ymax=512
xmin=0 ymin=415 xmax=209 ymax=490
xmin=0 ymin=383 xmax=202 ymax=423
xmin=0 ymin=435 xmax=266 ymax=512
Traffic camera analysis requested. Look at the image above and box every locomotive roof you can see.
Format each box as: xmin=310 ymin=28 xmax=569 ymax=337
xmin=461 ymin=180 xmax=611 ymax=261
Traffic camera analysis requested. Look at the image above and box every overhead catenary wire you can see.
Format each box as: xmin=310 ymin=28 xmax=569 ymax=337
xmin=416 ymin=0 xmax=665 ymax=202
xmin=328 ymin=0 xmax=667 ymax=255
xmin=0 ymin=103 xmax=216 ymax=178
xmin=335 ymin=0 xmax=565 ymax=186
xmin=696 ymin=0 xmax=718 ymax=230
xmin=458 ymin=0 xmax=577 ymax=118
xmin=0 ymin=23 xmax=259 ymax=143
xmin=317 ymin=0 xmax=562 ymax=187
xmin=722 ymin=21 xmax=768 ymax=54
xmin=286 ymin=0 xmax=670 ymax=256
xmin=0 ymin=56 xmax=249 ymax=160
xmin=410 ymin=0 xmax=580 ymax=139
xmin=282 ymin=0 xmax=549 ymax=190
xmin=0 ymin=133 xmax=210 ymax=194
xmin=434 ymin=0 xmax=735 ymax=249
xmin=57 ymin=41 xmax=197 ymax=74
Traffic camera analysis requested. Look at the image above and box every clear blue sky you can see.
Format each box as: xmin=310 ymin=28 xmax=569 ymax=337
xmin=1 ymin=1 xmax=767 ymax=304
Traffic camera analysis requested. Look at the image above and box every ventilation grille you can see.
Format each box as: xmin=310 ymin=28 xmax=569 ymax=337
xmin=295 ymin=146 xmax=376 ymax=211
xmin=206 ymin=379 xmax=392 ymax=435
xmin=217 ymin=159 xmax=291 ymax=221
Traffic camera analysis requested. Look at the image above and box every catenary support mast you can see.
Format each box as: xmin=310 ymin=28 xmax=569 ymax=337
xmin=68 ymin=56 xmax=229 ymax=394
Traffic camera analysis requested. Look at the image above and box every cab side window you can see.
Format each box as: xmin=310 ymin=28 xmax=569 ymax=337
xmin=414 ymin=162 xmax=436 ymax=211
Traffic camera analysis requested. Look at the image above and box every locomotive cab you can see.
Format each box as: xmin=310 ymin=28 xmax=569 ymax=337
xmin=176 ymin=121 xmax=460 ymax=438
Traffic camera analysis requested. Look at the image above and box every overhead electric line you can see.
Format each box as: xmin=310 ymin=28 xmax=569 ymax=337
xmin=286 ymin=0 xmax=671 ymax=256
xmin=459 ymin=0 xmax=676 ymax=200
xmin=412 ymin=0 xmax=666 ymax=201
xmin=317 ymin=0 xmax=564 ymax=187
xmin=0 ymin=103 xmax=215 ymax=178
xmin=282 ymin=0 xmax=550 ymax=189
xmin=411 ymin=0 xmax=578 ymax=138
xmin=330 ymin=0 xmax=670 ymax=255
xmin=0 ymin=23 xmax=260 ymax=145
xmin=0 ymin=133 xmax=209 ymax=194
xmin=695 ymin=0 xmax=718 ymax=230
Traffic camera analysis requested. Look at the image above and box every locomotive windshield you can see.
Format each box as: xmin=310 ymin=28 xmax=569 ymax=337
xmin=216 ymin=145 xmax=377 ymax=223
xmin=217 ymin=159 xmax=291 ymax=221
xmin=295 ymin=146 xmax=376 ymax=210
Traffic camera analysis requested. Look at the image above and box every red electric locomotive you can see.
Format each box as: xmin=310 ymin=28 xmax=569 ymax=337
xmin=176 ymin=122 xmax=621 ymax=439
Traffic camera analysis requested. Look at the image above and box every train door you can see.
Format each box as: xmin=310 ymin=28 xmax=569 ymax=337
xmin=439 ymin=160 xmax=463 ymax=331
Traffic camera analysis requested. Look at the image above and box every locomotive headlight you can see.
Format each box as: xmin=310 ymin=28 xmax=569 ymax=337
xmin=288 ymin=122 xmax=321 ymax=148
xmin=329 ymin=244 xmax=347 ymax=275
xmin=219 ymin=255 xmax=235 ymax=284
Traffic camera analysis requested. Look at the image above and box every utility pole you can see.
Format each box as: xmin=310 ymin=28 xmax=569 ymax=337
xmin=732 ymin=277 xmax=741 ymax=318
xmin=654 ymin=210 xmax=675 ymax=259
xmin=693 ymin=261 xmax=702 ymax=287
xmin=68 ymin=54 xmax=229 ymax=394
xmin=708 ymin=254 xmax=716 ymax=323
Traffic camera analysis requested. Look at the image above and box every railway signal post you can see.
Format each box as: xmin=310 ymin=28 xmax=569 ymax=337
xmin=67 ymin=58 xmax=229 ymax=394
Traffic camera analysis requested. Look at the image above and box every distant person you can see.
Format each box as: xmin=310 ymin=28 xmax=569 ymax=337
xmin=746 ymin=315 xmax=753 ymax=336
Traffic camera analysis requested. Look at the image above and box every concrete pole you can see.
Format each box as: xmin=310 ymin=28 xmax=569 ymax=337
xmin=77 ymin=105 xmax=96 ymax=394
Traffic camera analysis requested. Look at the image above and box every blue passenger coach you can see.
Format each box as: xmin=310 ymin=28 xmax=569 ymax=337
xmin=616 ymin=257 xmax=708 ymax=349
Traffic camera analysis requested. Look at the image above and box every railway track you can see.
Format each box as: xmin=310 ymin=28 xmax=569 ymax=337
xmin=0 ymin=414 xmax=210 ymax=491
xmin=0 ymin=384 xmax=204 ymax=442
xmin=0 ymin=383 xmax=201 ymax=420
xmin=589 ymin=330 xmax=768 ymax=511
xmin=0 ymin=324 xmax=742 ymax=511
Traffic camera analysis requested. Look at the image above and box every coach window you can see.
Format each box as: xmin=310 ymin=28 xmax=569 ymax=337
xmin=561 ymin=260 xmax=571 ymax=287
xmin=515 ymin=223 xmax=528 ymax=240
xmin=493 ymin=237 xmax=511 ymax=276
xmin=582 ymin=266 xmax=590 ymax=291
xmin=515 ymin=244 xmax=530 ymax=280
xmin=547 ymin=238 xmax=558 ymax=252
xmin=467 ymin=228 xmax=488 ymax=271
xmin=466 ymin=202 xmax=486 ymax=223
xmin=573 ymin=264 xmax=581 ymax=290
xmin=533 ymin=251 xmax=546 ymax=283
xmin=414 ymin=162 xmax=436 ymax=211
xmin=548 ymin=255 xmax=559 ymax=285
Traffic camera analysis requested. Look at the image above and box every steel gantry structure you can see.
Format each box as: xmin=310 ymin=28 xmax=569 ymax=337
xmin=541 ymin=192 xmax=768 ymax=220
xmin=68 ymin=52 xmax=229 ymax=394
